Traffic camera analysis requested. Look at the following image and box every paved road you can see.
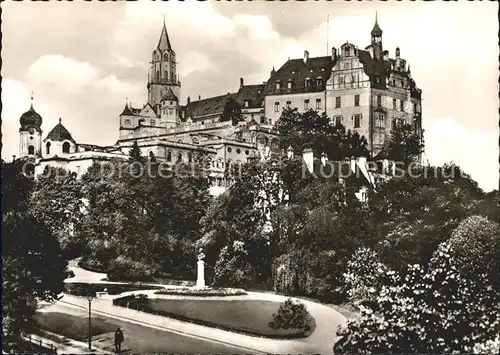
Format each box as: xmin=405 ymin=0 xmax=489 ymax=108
xmin=61 ymin=259 xmax=347 ymax=354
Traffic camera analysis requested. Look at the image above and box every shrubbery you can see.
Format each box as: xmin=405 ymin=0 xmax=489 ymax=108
xmin=269 ymin=298 xmax=311 ymax=332
xmin=107 ymin=257 xmax=157 ymax=282
xmin=213 ymin=241 xmax=254 ymax=288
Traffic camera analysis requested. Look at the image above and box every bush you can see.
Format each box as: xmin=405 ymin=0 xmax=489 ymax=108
xmin=78 ymin=256 xmax=108 ymax=273
xmin=269 ymin=298 xmax=310 ymax=332
xmin=155 ymin=287 xmax=246 ymax=297
xmin=334 ymin=243 xmax=500 ymax=354
xmin=107 ymin=257 xmax=157 ymax=282
xmin=213 ymin=242 xmax=254 ymax=288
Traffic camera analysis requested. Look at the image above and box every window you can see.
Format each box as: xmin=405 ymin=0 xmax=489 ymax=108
xmin=400 ymin=100 xmax=404 ymax=111
xmin=304 ymin=99 xmax=310 ymax=110
xmin=166 ymin=151 xmax=172 ymax=162
xmin=316 ymin=98 xmax=322 ymax=109
xmin=305 ymin=78 xmax=310 ymax=88
xmin=163 ymin=53 xmax=168 ymax=60
xmin=393 ymin=98 xmax=397 ymax=109
xmin=245 ymin=150 xmax=249 ymax=155
xmin=227 ymin=147 xmax=232 ymax=153
xmin=334 ymin=115 xmax=343 ymax=126
xmin=236 ymin=149 xmax=241 ymax=154
xmin=188 ymin=153 xmax=192 ymax=163
xmin=177 ymin=153 xmax=182 ymax=162
xmin=377 ymin=94 xmax=382 ymax=107
xmin=376 ymin=114 xmax=385 ymax=128
xmin=286 ymin=101 xmax=291 ymax=109
xmin=353 ymin=114 xmax=361 ymax=128
xmin=375 ymin=75 xmax=380 ymax=84
xmin=335 ymin=96 xmax=341 ymax=108
xmin=62 ymin=142 xmax=70 ymax=153
xmin=260 ymin=116 xmax=266 ymax=124
xmin=276 ymin=81 xmax=280 ymax=90
xmin=274 ymin=102 xmax=280 ymax=112
xmin=28 ymin=145 xmax=35 ymax=155
xmin=164 ymin=71 xmax=168 ymax=80
xmin=316 ymin=78 xmax=322 ymax=87
xmin=354 ymin=95 xmax=360 ymax=107
xmin=76 ymin=166 xmax=81 ymax=174
xmin=244 ymin=100 xmax=249 ymax=107
xmin=156 ymin=71 xmax=160 ymax=79
xmin=287 ymin=81 xmax=292 ymax=89
xmin=124 ymin=119 xmax=131 ymax=125
xmin=345 ymin=62 xmax=350 ymax=69
xmin=151 ymin=119 xmax=156 ymax=126
xmin=46 ymin=142 xmax=51 ymax=154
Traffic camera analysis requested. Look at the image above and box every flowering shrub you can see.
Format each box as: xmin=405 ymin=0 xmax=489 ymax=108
xmin=269 ymin=298 xmax=311 ymax=332
xmin=155 ymin=287 xmax=247 ymax=296
xmin=344 ymin=247 xmax=388 ymax=308
xmin=213 ymin=241 xmax=253 ymax=287
xmin=334 ymin=242 xmax=500 ymax=354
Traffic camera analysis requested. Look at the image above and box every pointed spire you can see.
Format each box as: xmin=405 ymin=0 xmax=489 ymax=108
xmin=59 ymin=117 xmax=62 ymax=124
xmin=157 ymin=18 xmax=172 ymax=50
xmin=30 ymin=91 xmax=34 ymax=108
xmin=371 ymin=12 xmax=383 ymax=37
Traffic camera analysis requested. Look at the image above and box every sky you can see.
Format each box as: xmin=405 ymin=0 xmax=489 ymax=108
xmin=1 ymin=1 xmax=498 ymax=191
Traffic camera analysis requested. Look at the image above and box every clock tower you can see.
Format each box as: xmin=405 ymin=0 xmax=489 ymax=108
xmin=19 ymin=99 xmax=43 ymax=158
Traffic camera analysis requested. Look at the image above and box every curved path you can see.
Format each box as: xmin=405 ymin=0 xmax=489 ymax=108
xmin=55 ymin=260 xmax=347 ymax=354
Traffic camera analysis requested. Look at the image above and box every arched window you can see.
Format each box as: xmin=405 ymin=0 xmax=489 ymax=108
xmin=28 ymin=145 xmax=35 ymax=155
xmin=151 ymin=119 xmax=156 ymax=126
xmin=177 ymin=152 xmax=182 ymax=162
xmin=62 ymin=142 xmax=70 ymax=153
xmin=46 ymin=142 xmax=51 ymax=154
xmin=166 ymin=151 xmax=172 ymax=162
xmin=163 ymin=53 xmax=168 ymax=61
xmin=188 ymin=152 xmax=192 ymax=163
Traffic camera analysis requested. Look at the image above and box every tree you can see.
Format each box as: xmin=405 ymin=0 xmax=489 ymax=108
xmin=333 ymin=242 xmax=500 ymax=354
xmin=128 ymin=140 xmax=145 ymax=163
xmin=221 ymin=97 xmax=243 ymax=126
xmin=341 ymin=130 xmax=369 ymax=158
xmin=29 ymin=167 xmax=84 ymax=257
xmin=2 ymin=158 xmax=34 ymax=214
xmin=383 ymin=122 xmax=424 ymax=167
xmin=3 ymin=212 xmax=68 ymax=348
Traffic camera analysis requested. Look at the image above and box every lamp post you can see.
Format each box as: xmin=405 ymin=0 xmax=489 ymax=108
xmin=87 ymin=291 xmax=93 ymax=351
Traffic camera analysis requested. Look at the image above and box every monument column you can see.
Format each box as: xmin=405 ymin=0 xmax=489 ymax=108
xmin=196 ymin=248 xmax=206 ymax=288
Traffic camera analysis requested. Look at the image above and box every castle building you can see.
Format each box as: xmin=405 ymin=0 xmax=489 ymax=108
xmin=18 ymin=16 xmax=421 ymax=195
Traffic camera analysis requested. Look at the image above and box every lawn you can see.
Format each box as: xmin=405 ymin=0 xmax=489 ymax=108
xmin=146 ymin=298 xmax=315 ymax=338
xmin=35 ymin=308 xmax=249 ymax=354
xmin=64 ymin=282 xmax=164 ymax=296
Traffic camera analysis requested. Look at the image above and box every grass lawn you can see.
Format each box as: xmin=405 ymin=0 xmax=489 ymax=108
xmin=146 ymin=298 xmax=315 ymax=338
xmin=64 ymin=282 xmax=164 ymax=296
xmin=36 ymin=308 xmax=249 ymax=354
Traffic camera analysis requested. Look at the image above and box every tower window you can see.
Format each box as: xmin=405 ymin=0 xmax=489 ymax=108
xmin=377 ymin=94 xmax=382 ymax=107
xmin=167 ymin=151 xmax=172 ymax=161
xmin=244 ymin=100 xmax=249 ymax=107
xmin=163 ymin=53 xmax=168 ymax=61
xmin=28 ymin=145 xmax=35 ymax=155
xmin=376 ymin=114 xmax=385 ymax=128
xmin=124 ymin=119 xmax=131 ymax=125
xmin=354 ymin=95 xmax=360 ymax=106
xmin=177 ymin=153 xmax=182 ymax=162
xmin=151 ymin=119 xmax=156 ymax=126
xmin=156 ymin=71 xmax=160 ymax=79
xmin=63 ymin=142 xmax=70 ymax=153
xmin=46 ymin=142 xmax=51 ymax=154
xmin=393 ymin=98 xmax=397 ymax=109
xmin=400 ymin=100 xmax=404 ymax=111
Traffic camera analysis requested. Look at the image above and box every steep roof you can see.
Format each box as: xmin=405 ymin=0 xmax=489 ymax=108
xmin=157 ymin=22 xmax=172 ymax=51
xmin=161 ymin=87 xmax=179 ymax=102
xmin=264 ymin=55 xmax=335 ymax=95
xmin=45 ymin=119 xmax=76 ymax=143
xmin=371 ymin=17 xmax=383 ymax=37
xmin=233 ymin=84 xmax=265 ymax=108
xmin=120 ymin=103 xmax=134 ymax=116
xmin=183 ymin=93 xmax=235 ymax=120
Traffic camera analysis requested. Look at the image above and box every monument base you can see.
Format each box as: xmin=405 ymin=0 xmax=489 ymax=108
xmin=196 ymin=260 xmax=206 ymax=288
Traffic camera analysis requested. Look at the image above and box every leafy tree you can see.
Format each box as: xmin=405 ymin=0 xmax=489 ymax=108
xmin=2 ymin=158 xmax=34 ymax=214
xmin=334 ymin=242 xmax=500 ymax=354
xmin=383 ymin=122 xmax=424 ymax=167
xmin=3 ymin=212 xmax=68 ymax=348
xmin=29 ymin=167 xmax=84 ymax=257
xmin=221 ymin=97 xmax=243 ymax=126
xmin=341 ymin=130 xmax=369 ymax=158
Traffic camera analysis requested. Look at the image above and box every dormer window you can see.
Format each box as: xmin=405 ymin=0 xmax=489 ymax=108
xmin=124 ymin=119 xmax=131 ymax=125
xmin=305 ymin=78 xmax=310 ymax=88
xmin=151 ymin=119 xmax=156 ymax=126
xmin=344 ymin=48 xmax=350 ymax=56
xmin=244 ymin=100 xmax=249 ymax=107
xmin=316 ymin=78 xmax=322 ymax=87
xmin=287 ymin=80 xmax=292 ymax=89
xmin=275 ymin=81 xmax=281 ymax=90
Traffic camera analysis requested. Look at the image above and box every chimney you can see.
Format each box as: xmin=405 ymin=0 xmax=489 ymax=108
xmin=331 ymin=47 xmax=337 ymax=60
xmin=240 ymin=77 xmax=244 ymax=88
xmin=303 ymin=50 xmax=309 ymax=63
xmin=198 ymin=95 xmax=201 ymax=100
xmin=287 ymin=146 xmax=294 ymax=159
xmin=302 ymin=148 xmax=314 ymax=173
xmin=187 ymin=96 xmax=191 ymax=105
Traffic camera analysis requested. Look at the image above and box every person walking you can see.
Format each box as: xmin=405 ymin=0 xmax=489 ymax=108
xmin=114 ymin=327 xmax=124 ymax=353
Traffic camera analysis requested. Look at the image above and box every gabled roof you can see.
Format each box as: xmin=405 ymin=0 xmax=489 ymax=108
xmin=264 ymin=55 xmax=335 ymax=95
xmin=45 ymin=119 xmax=76 ymax=143
xmin=233 ymin=84 xmax=265 ymax=108
xmin=157 ymin=22 xmax=172 ymax=51
xmin=183 ymin=93 xmax=235 ymax=121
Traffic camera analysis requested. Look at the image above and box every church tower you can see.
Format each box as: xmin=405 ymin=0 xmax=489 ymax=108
xmin=371 ymin=13 xmax=383 ymax=60
xmin=19 ymin=97 xmax=43 ymax=158
xmin=147 ymin=20 xmax=181 ymax=113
